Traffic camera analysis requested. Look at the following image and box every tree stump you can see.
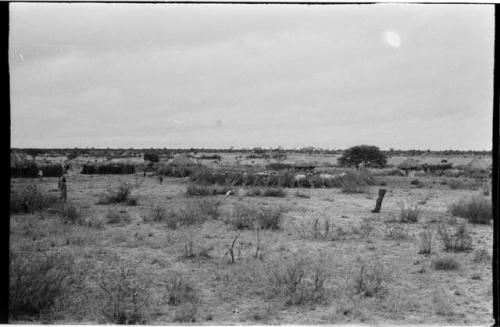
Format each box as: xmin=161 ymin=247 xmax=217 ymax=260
xmin=371 ymin=188 xmax=387 ymax=213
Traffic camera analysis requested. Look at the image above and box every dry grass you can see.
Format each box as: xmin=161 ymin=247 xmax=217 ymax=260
xmin=399 ymin=199 xmax=420 ymax=223
xmin=437 ymin=223 xmax=473 ymax=252
xmin=432 ymin=256 xmax=460 ymax=271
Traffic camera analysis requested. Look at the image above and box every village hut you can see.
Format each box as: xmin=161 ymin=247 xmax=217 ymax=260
xmin=292 ymin=159 xmax=316 ymax=171
xmin=464 ymin=158 xmax=489 ymax=176
xmin=398 ymin=158 xmax=422 ymax=171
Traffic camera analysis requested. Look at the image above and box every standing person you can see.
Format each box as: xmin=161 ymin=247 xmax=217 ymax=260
xmin=159 ymin=176 xmax=163 ymax=184
xmin=57 ymin=176 xmax=62 ymax=190
xmin=60 ymin=176 xmax=67 ymax=202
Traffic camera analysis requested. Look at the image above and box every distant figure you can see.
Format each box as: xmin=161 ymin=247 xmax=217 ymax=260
xmin=159 ymin=176 xmax=163 ymax=184
xmin=22 ymin=197 xmax=29 ymax=213
xmin=57 ymin=176 xmax=62 ymax=190
xmin=38 ymin=170 xmax=43 ymax=178
xmin=60 ymin=176 xmax=67 ymax=202
xmin=143 ymin=171 xmax=146 ymax=177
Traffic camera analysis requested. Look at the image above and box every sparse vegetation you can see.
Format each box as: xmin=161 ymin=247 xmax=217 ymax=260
xmin=418 ymin=226 xmax=433 ymax=254
xmin=432 ymin=256 xmax=461 ymax=270
xmin=106 ymin=209 xmax=132 ymax=225
xmin=11 ymin=184 xmax=60 ymax=214
xmin=9 ymin=250 xmax=79 ymax=320
xmin=473 ymin=248 xmax=491 ymax=263
xmin=399 ymin=199 xmax=420 ymax=223
xmin=449 ymin=196 xmax=492 ymax=224
xmin=351 ymin=257 xmax=390 ymax=297
xmin=97 ymin=182 xmax=133 ymax=204
xmin=95 ymin=255 xmax=154 ymax=324
xmin=437 ymin=223 xmax=473 ymax=252
xmin=266 ymin=254 xmax=327 ymax=305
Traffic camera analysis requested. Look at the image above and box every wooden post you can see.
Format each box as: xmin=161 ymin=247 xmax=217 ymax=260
xmin=371 ymin=188 xmax=387 ymax=213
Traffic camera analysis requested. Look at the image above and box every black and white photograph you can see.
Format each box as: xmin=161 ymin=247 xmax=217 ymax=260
xmin=8 ymin=2 xmax=496 ymax=325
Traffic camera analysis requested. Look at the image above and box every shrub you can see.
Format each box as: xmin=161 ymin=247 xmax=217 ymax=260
xmin=295 ymin=191 xmax=310 ymax=199
xmin=97 ymin=182 xmax=132 ymax=204
xmin=447 ymin=179 xmax=465 ymax=189
xmin=172 ymin=203 xmax=205 ymax=226
xmin=257 ymin=205 xmax=285 ymax=230
xmin=186 ymin=184 xmax=231 ymax=196
xmin=96 ymin=256 xmax=154 ymax=324
xmin=106 ymin=209 xmax=132 ymax=225
xmin=437 ymin=223 xmax=473 ymax=252
xmin=9 ymin=250 xmax=77 ymax=320
xmin=473 ymin=248 xmax=491 ymax=263
xmin=418 ymin=226 xmax=433 ymax=254
xmin=146 ymin=205 xmax=167 ymax=223
xmin=383 ymin=222 xmax=408 ymax=240
xmin=10 ymin=184 xmax=59 ymax=214
xmin=339 ymin=170 xmax=374 ymax=193
xmin=432 ymin=256 xmax=460 ymax=270
xmin=399 ymin=199 xmax=420 ymax=223
xmin=449 ymin=196 xmax=492 ymax=224
xmin=229 ymin=203 xmax=258 ymax=230
xmin=126 ymin=197 xmax=138 ymax=206
xmin=266 ymin=255 xmax=326 ymax=305
xmin=352 ymin=257 xmax=389 ymax=297
xmin=358 ymin=218 xmax=375 ymax=240
xmin=410 ymin=179 xmax=423 ymax=187
xmin=197 ymin=198 xmax=222 ymax=220
xmin=266 ymin=162 xmax=292 ymax=170
xmin=263 ymin=188 xmax=287 ymax=197
xmin=165 ymin=272 xmax=198 ymax=305
xmin=59 ymin=202 xmax=83 ymax=224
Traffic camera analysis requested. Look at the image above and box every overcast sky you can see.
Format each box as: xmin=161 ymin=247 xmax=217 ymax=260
xmin=10 ymin=3 xmax=494 ymax=150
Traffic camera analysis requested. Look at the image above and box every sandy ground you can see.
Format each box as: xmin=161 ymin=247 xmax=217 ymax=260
xmin=10 ymin=172 xmax=493 ymax=324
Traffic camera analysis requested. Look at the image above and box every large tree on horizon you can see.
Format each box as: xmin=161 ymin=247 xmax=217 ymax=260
xmin=338 ymin=145 xmax=387 ymax=169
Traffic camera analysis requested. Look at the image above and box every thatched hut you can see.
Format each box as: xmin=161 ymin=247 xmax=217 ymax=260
xmin=464 ymin=158 xmax=489 ymax=175
xmin=397 ymin=158 xmax=422 ymax=172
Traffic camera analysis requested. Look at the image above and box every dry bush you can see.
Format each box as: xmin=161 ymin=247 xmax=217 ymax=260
xmin=294 ymin=191 xmax=310 ymax=199
xmin=357 ymin=217 xmax=375 ymax=240
xmin=418 ymin=226 xmax=433 ymax=254
xmin=432 ymin=256 xmax=460 ymax=270
xmin=340 ymin=176 xmax=368 ymax=193
xmin=472 ymin=248 xmax=491 ymax=263
xmin=59 ymin=202 xmax=83 ymax=224
xmin=10 ymin=184 xmax=59 ymax=214
xmin=447 ymin=179 xmax=465 ymax=189
xmin=97 ymin=182 xmax=133 ymax=205
xmin=432 ymin=291 xmax=454 ymax=316
xmin=197 ymin=198 xmax=222 ymax=220
xmin=126 ymin=197 xmax=138 ymax=206
xmin=410 ymin=179 xmax=424 ymax=188
xmin=145 ymin=205 xmax=167 ymax=223
xmin=263 ymin=188 xmax=287 ymax=197
xmin=186 ymin=184 xmax=231 ymax=196
xmin=383 ymin=222 xmax=408 ymax=240
xmin=257 ymin=205 xmax=286 ymax=230
xmin=95 ymin=255 xmax=154 ymax=324
xmin=266 ymin=254 xmax=327 ymax=306
xmin=9 ymin=250 xmax=79 ymax=321
xmin=351 ymin=257 xmax=390 ymax=298
xmin=399 ymin=199 xmax=420 ymax=223
xmin=106 ymin=209 xmax=132 ymax=225
xmin=229 ymin=202 xmax=258 ymax=230
xmin=165 ymin=272 xmax=198 ymax=305
xmin=449 ymin=196 xmax=492 ymax=224
xmin=437 ymin=223 xmax=473 ymax=252
xmin=173 ymin=202 xmax=205 ymax=226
